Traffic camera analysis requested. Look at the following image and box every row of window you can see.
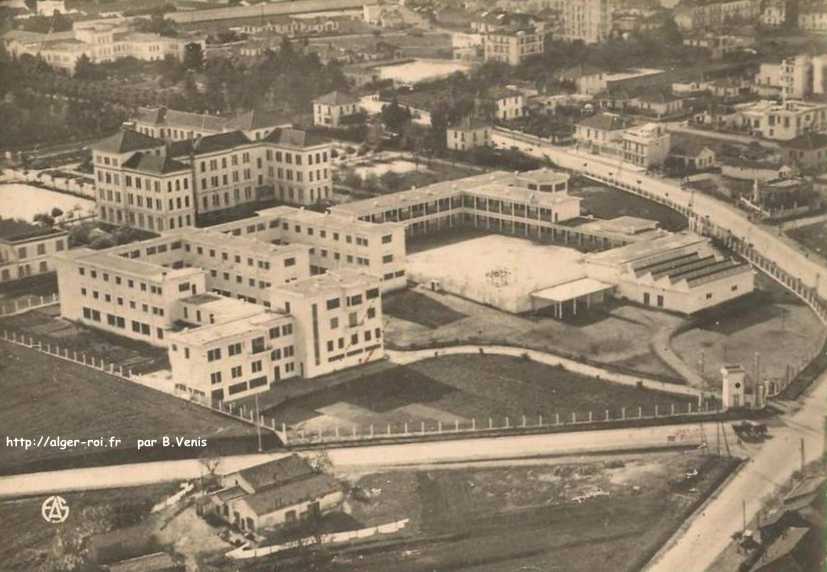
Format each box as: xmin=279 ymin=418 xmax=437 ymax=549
xmin=16 ymin=240 xmax=64 ymax=259
xmin=82 ymin=307 xmax=163 ymax=339
xmin=79 ymin=288 xmax=166 ymax=315
xmin=325 ymin=328 xmax=381 ymax=353
xmin=78 ymin=267 xmax=164 ymax=295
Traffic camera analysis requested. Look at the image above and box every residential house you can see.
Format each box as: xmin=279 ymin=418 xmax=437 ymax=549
xmin=630 ymin=92 xmax=685 ymax=118
xmin=737 ymin=99 xmax=827 ymax=141
xmin=483 ymin=87 xmax=526 ymax=120
xmin=478 ymin=10 xmax=545 ymax=65
xmin=210 ymin=455 xmax=344 ymax=532
xmin=575 ymin=112 xmax=634 ymax=155
xmin=669 ymin=139 xmax=717 ymax=171
xmin=781 ymin=133 xmax=827 ymax=172
xmin=313 ymin=91 xmax=362 ymax=128
xmin=447 ymin=118 xmax=492 ymax=151
xmin=621 ymin=123 xmax=672 ymax=168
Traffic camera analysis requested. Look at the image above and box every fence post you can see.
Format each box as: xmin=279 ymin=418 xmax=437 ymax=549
xmin=472 ymin=418 xmax=476 ymax=431
xmin=588 ymin=411 xmax=593 ymax=423
xmin=488 ymin=417 xmax=493 ymax=429
xmin=655 ymin=405 xmax=659 ymax=417
xmin=572 ymin=412 xmax=576 ymax=424
xmin=421 ymin=421 xmax=425 ymax=435
xmin=621 ymin=407 xmax=626 ymax=420
xmin=404 ymin=421 xmax=408 ymax=435
xmin=521 ymin=415 xmax=526 ymax=428
xmin=556 ymin=413 xmax=560 ymax=425
xmin=438 ymin=421 xmax=442 ymax=433
xmin=638 ymin=406 xmax=643 ymax=418
xmin=538 ymin=414 xmax=543 ymax=427
xmin=505 ymin=416 xmax=510 ymax=428
xmin=370 ymin=424 xmax=374 ymax=438
xmin=606 ymin=409 xmax=610 ymax=422
xmin=454 ymin=419 xmax=459 ymax=432
xmin=335 ymin=426 xmax=340 ymax=439
xmin=353 ymin=425 xmax=357 ymax=438
xmin=671 ymin=403 xmax=675 ymax=416
xmin=386 ymin=424 xmax=391 ymax=436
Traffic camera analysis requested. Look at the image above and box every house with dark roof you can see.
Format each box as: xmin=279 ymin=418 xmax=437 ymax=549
xmin=131 ymin=107 xmax=291 ymax=144
xmin=630 ymin=91 xmax=685 ymax=118
xmin=575 ymin=112 xmax=634 ymax=153
xmin=669 ymin=138 xmax=718 ymax=171
xmin=313 ymin=91 xmax=362 ymax=128
xmin=210 ymin=454 xmax=343 ymax=532
xmin=0 ymin=218 xmax=68 ymax=284
xmin=781 ymin=133 xmax=827 ymax=173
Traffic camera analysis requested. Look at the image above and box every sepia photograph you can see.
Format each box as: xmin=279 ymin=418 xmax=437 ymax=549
xmin=0 ymin=0 xmax=825 ymax=569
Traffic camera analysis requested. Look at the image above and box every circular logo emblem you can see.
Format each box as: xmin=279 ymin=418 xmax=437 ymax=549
xmin=41 ymin=496 xmax=69 ymax=524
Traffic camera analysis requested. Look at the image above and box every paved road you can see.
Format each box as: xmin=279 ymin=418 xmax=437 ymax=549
xmin=665 ymin=124 xmax=780 ymax=149
xmin=647 ymin=369 xmax=827 ymax=572
xmin=0 ymin=423 xmax=710 ymax=498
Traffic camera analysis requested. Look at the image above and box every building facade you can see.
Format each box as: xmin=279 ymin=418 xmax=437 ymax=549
xmin=447 ymin=119 xmax=492 ymax=151
xmin=560 ymin=0 xmax=614 ymax=44
xmin=312 ymin=91 xmax=362 ymax=128
xmin=737 ymin=100 xmax=827 ymax=141
xmin=91 ymin=126 xmax=335 ymax=232
xmin=0 ymin=220 xmax=68 ymax=283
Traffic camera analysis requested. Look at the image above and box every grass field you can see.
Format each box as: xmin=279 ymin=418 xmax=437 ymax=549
xmin=0 ymin=273 xmax=58 ymax=311
xmin=382 ymin=289 xmax=466 ymax=329
xmin=0 ymin=482 xmax=179 ymax=571
xmin=265 ymin=355 xmax=693 ymax=434
xmin=0 ymin=343 xmax=261 ymax=472
xmin=1 ymin=306 xmax=169 ymax=374
xmin=787 ymin=221 xmax=827 ymax=259
xmin=570 ymin=182 xmax=689 ymax=232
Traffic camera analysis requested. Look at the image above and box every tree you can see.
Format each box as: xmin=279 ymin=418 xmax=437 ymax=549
xmin=33 ymin=212 xmax=54 ymax=226
xmin=182 ymin=42 xmax=203 ymax=71
xmin=73 ymin=54 xmax=104 ymax=81
xmin=380 ymin=170 xmax=403 ymax=192
xmin=380 ymin=98 xmax=412 ymax=133
xmin=50 ymin=207 xmax=64 ymax=218
xmin=135 ymin=13 xmax=178 ymax=37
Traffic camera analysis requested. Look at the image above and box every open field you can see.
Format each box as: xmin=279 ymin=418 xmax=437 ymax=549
xmin=787 ymin=220 xmax=827 ymax=258
xmin=1 ymin=306 xmax=169 ymax=374
xmin=0 ymin=481 xmax=179 ymax=571
xmin=570 ymin=182 xmax=689 ymax=232
xmin=0 ymin=343 xmax=263 ymax=473
xmin=672 ymin=273 xmax=826 ymax=389
xmin=232 ymin=452 xmax=738 ymax=572
xmin=383 ymin=289 xmax=466 ymax=329
xmin=384 ymin=283 xmax=684 ymax=381
xmin=264 ymin=354 xmax=693 ymax=435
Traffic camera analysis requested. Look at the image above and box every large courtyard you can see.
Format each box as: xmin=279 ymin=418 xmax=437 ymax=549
xmin=406 ymin=234 xmax=585 ymax=313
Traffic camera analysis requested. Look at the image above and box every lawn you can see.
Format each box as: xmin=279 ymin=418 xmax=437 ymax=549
xmin=787 ymin=221 xmax=827 ymax=259
xmin=382 ymin=289 xmax=466 ymax=329
xmin=1 ymin=306 xmax=170 ymax=374
xmin=265 ymin=355 xmax=693 ymax=435
xmin=570 ymin=181 xmax=689 ymax=232
xmin=0 ymin=342 xmax=264 ymax=473
xmin=264 ymin=452 xmax=740 ymax=572
xmin=0 ymin=273 xmax=58 ymax=312
xmin=0 ymin=482 xmax=179 ymax=571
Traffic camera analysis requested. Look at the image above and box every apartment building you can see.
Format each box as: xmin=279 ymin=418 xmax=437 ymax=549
xmin=575 ymin=112 xmax=633 ymax=153
xmin=756 ymin=54 xmax=827 ymax=99
xmin=760 ymin=0 xmax=786 ymax=26
xmin=312 ymin=91 xmax=362 ymax=128
xmin=131 ymin=107 xmax=291 ymax=143
xmin=559 ymin=0 xmax=614 ymax=44
xmin=0 ymin=220 xmax=68 ymax=283
xmin=621 ymin=123 xmax=672 ymax=168
xmin=269 ymin=269 xmax=384 ymax=379
xmin=799 ymin=7 xmax=827 ymax=32
xmin=737 ymin=100 xmax=827 ymax=141
xmin=91 ymin=125 xmax=335 ymax=232
xmin=673 ymin=0 xmax=758 ymax=31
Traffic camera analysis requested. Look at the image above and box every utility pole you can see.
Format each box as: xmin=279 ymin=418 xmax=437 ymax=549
xmin=800 ymin=438 xmax=805 ymax=472
xmin=699 ymin=350 xmax=705 ymax=375
xmin=742 ymin=499 xmax=747 ymax=533
xmin=255 ymin=393 xmax=262 ymax=453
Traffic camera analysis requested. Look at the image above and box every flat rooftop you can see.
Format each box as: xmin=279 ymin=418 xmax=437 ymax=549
xmin=170 ymin=309 xmax=289 ymax=345
xmin=274 ymin=268 xmax=376 ymax=297
xmin=532 ymin=277 xmax=613 ymax=303
xmin=257 ymin=206 xmax=405 ymax=234
xmin=331 ymin=169 xmax=578 ymax=217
